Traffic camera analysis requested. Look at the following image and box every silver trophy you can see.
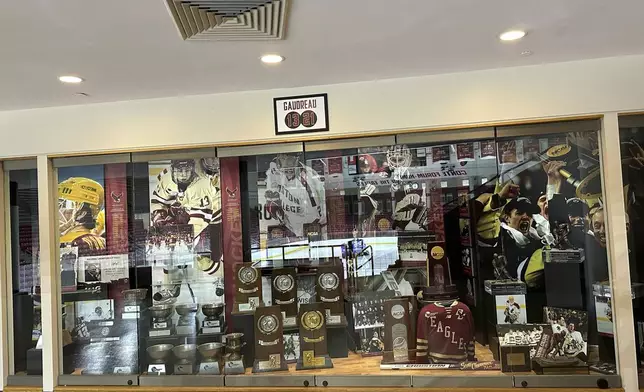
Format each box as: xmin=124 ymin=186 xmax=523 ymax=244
xmin=172 ymin=344 xmax=197 ymax=375
xmin=197 ymin=342 xmax=225 ymax=374
xmin=201 ymin=303 xmax=224 ymax=334
xmin=122 ymin=288 xmax=148 ymax=319
xmin=147 ymin=344 xmax=174 ymax=375
xmin=175 ymin=303 xmax=199 ymax=335
xmin=148 ymin=304 xmax=174 ymax=337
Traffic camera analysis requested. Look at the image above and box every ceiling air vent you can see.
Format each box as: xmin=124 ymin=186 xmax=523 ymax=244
xmin=165 ymin=0 xmax=289 ymax=41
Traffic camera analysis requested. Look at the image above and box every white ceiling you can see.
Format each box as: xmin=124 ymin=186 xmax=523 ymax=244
xmin=2 ymin=0 xmax=644 ymax=111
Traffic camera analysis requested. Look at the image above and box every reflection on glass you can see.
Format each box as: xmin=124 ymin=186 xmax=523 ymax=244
xmin=618 ymin=122 xmax=644 ymax=381
xmin=138 ymin=157 xmax=225 ymax=375
xmin=9 ymin=169 xmax=41 ymax=376
xmin=58 ymin=164 xmax=137 ymax=375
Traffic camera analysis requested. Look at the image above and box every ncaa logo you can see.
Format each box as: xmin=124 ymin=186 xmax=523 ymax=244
xmin=430 ymin=246 xmax=445 ymax=260
xmin=391 ymin=304 xmax=405 ymax=320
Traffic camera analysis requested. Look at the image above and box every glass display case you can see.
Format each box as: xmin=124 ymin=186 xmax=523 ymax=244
xmin=4 ymin=163 xmax=42 ymax=386
xmin=618 ymin=114 xmax=644 ymax=388
xmin=2 ymin=119 xmax=630 ymax=389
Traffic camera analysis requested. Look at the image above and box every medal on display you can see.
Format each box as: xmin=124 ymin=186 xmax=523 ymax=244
xmin=318 ymin=272 xmax=339 ymax=291
xmin=301 ymin=310 xmax=324 ymax=331
xmin=258 ymin=314 xmax=279 ymax=335
xmin=273 ymin=274 xmax=294 ymax=293
xmin=239 ymin=266 xmax=258 ymax=284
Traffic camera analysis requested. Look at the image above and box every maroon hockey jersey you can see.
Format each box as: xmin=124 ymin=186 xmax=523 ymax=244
xmin=416 ymin=301 xmax=475 ymax=363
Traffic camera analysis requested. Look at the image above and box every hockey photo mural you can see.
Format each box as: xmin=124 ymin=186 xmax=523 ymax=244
xmin=147 ymin=157 xmax=225 ymax=308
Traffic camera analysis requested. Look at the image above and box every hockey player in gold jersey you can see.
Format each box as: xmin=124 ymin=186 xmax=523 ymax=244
xmin=58 ymin=177 xmax=107 ymax=256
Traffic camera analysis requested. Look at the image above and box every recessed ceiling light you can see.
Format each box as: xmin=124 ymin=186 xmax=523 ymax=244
xmin=499 ymin=30 xmax=526 ymax=41
xmin=521 ymin=50 xmax=533 ymax=56
xmin=260 ymin=54 xmax=284 ymax=64
xmin=59 ymin=75 xmax=84 ymax=84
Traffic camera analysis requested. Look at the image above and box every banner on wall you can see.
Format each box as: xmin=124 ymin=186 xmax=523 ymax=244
xmin=274 ymin=93 xmax=329 ymax=135
xmin=220 ymin=157 xmax=243 ymax=320
xmin=104 ymin=164 xmax=128 ymax=255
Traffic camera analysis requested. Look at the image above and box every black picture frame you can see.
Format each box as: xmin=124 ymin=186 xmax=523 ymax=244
xmin=273 ymin=93 xmax=329 ymax=135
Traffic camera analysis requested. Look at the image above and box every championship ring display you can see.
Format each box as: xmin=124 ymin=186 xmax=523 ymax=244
xmin=315 ymin=265 xmax=345 ymax=325
xmin=271 ymin=268 xmax=298 ymax=327
xmin=296 ymin=303 xmax=333 ymax=370
xmin=234 ymin=263 xmax=262 ymax=313
xmin=253 ymin=306 xmax=288 ymax=373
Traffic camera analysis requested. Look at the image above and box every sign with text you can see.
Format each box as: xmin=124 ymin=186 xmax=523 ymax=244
xmin=274 ymin=93 xmax=329 ymax=135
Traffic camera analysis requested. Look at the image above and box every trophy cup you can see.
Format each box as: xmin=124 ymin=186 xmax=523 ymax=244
xmin=200 ymin=303 xmax=224 ymax=334
xmin=147 ymin=344 xmax=174 ymax=375
xmin=272 ymin=268 xmax=297 ymax=328
xmin=296 ymin=303 xmax=333 ymax=370
xmin=197 ymin=342 xmax=225 ymax=374
xmin=175 ymin=303 xmax=199 ymax=335
xmin=421 ymin=243 xmax=458 ymax=302
xmin=234 ymin=264 xmax=262 ymax=313
xmin=315 ymin=265 xmax=346 ymax=325
xmin=121 ymin=288 xmax=148 ymax=320
xmin=253 ymin=305 xmax=288 ymax=373
xmin=173 ymin=344 xmax=197 ymax=375
xmin=223 ymin=332 xmax=245 ymax=374
xmin=148 ymin=304 xmax=174 ymax=337
xmin=382 ymin=298 xmax=414 ymax=364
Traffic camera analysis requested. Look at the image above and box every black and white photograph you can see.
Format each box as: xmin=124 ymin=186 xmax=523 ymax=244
xmin=283 ymin=332 xmax=300 ymax=362
xmin=358 ymin=326 xmax=385 ymax=356
xmin=60 ymin=246 xmax=79 ymax=290
xmin=497 ymin=324 xmax=548 ymax=359
xmin=297 ymin=274 xmax=316 ymax=305
xmin=543 ymin=306 xmax=588 ymax=358
xmin=84 ymin=262 xmax=101 ymax=282
xmin=353 ymin=298 xmax=386 ymax=329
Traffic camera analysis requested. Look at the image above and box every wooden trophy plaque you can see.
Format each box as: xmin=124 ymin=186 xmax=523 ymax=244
xmin=234 ymin=263 xmax=262 ymax=313
xmin=296 ymin=303 xmax=333 ymax=370
xmin=271 ymin=268 xmax=298 ymax=328
xmin=315 ymin=264 xmax=346 ymax=325
xmin=382 ymin=298 xmax=415 ymax=364
xmin=252 ymin=305 xmax=288 ymax=373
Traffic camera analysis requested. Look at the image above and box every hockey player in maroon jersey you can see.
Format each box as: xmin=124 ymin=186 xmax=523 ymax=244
xmin=416 ymin=301 xmax=475 ymax=364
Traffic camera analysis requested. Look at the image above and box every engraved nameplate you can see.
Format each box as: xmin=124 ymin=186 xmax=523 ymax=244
xmin=149 ymin=329 xmax=171 ymax=337
xmin=153 ymin=321 xmax=168 ymax=329
xmin=124 ymin=305 xmax=140 ymax=313
xmin=204 ymin=320 xmax=220 ymax=327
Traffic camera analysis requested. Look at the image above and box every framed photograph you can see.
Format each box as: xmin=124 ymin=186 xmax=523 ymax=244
xmin=274 ymin=93 xmax=329 ymax=135
xmin=495 ymin=294 xmax=527 ymax=325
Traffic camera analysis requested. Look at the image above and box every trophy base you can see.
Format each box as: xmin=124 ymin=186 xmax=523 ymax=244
xmin=200 ymin=326 xmax=223 ymax=334
xmin=147 ymin=364 xmax=167 ymax=375
xmin=420 ymin=285 xmax=458 ymax=303
xmin=381 ymin=349 xmax=415 ymax=365
xmin=113 ymin=366 xmax=133 ymax=374
xmin=148 ymin=328 xmax=173 ymax=337
xmin=282 ymin=316 xmax=297 ymax=329
xmin=252 ymin=354 xmax=289 ymax=373
xmin=223 ymin=357 xmax=245 ymax=375
xmin=296 ymin=354 xmax=333 ymax=370
xmin=199 ymin=361 xmax=221 ymax=375
xmin=176 ymin=325 xmax=197 ymax=335
xmin=325 ymin=314 xmax=347 ymax=326
xmin=174 ymin=363 xmax=195 ymax=375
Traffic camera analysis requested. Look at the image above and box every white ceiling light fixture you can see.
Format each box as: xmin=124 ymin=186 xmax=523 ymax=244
xmin=260 ymin=54 xmax=284 ymax=64
xmin=58 ymin=75 xmax=84 ymax=84
xmin=499 ymin=30 xmax=526 ymax=41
